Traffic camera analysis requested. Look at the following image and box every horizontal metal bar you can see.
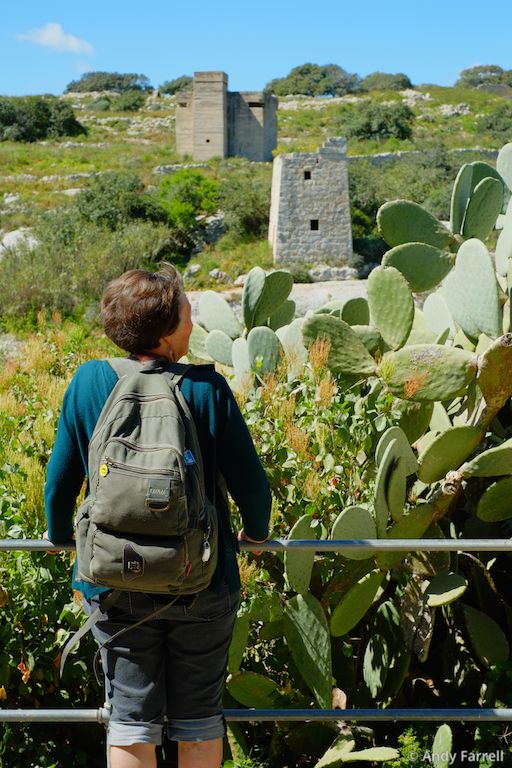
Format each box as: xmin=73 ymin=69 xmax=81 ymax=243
xmin=2 ymin=538 xmax=512 ymax=553
xmin=1 ymin=708 xmax=512 ymax=724
xmin=0 ymin=708 xmax=110 ymax=724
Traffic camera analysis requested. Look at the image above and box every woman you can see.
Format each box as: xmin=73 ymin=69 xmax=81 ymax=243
xmin=45 ymin=264 xmax=271 ymax=768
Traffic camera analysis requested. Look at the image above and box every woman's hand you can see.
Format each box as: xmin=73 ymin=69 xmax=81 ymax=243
xmin=238 ymin=528 xmax=268 ymax=557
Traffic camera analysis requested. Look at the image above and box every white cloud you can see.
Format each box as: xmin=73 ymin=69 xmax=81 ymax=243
xmin=17 ymin=22 xmax=95 ymax=56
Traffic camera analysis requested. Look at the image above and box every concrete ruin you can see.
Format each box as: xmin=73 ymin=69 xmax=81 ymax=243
xmin=175 ymin=72 xmax=277 ymax=162
xmin=268 ymin=137 xmax=353 ymax=266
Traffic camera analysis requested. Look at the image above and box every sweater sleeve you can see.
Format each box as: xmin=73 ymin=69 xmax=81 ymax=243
xmin=44 ymin=361 xmax=118 ymax=544
xmin=215 ymin=376 xmax=271 ymax=543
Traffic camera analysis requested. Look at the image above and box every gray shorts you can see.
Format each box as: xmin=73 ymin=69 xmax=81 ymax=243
xmin=84 ymin=585 xmax=240 ymax=747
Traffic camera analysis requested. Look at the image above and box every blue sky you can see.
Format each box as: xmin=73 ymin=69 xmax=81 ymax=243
xmin=2 ymin=0 xmax=512 ymax=96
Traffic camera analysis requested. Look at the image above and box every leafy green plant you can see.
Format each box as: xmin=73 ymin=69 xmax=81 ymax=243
xmin=0 ymin=97 xmax=85 ymax=142
xmin=343 ymin=102 xmax=414 ymax=141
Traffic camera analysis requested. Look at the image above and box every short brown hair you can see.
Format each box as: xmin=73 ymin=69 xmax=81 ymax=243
xmin=100 ymin=264 xmax=183 ymax=353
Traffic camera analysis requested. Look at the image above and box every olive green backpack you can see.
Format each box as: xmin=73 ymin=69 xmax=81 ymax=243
xmin=75 ymin=357 xmax=218 ymax=594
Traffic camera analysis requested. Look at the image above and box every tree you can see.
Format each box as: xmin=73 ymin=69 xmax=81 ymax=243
xmin=455 ymin=65 xmax=505 ymax=88
xmin=65 ymin=71 xmax=152 ymax=93
xmin=266 ymin=63 xmax=359 ymax=97
xmin=76 ymin=173 xmax=168 ymax=230
xmin=360 ymin=71 xmax=412 ymax=91
xmin=159 ymin=76 xmax=193 ymax=95
xmin=476 ymin=103 xmax=512 ymax=138
xmin=0 ymin=97 xmax=85 ymax=142
xmin=343 ymin=102 xmax=414 ymax=141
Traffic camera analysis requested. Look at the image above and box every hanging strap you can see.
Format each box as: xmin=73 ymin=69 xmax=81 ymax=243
xmin=60 ymin=589 xmax=122 ymax=677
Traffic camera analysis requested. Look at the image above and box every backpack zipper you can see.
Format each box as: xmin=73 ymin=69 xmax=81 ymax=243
xmin=103 ymin=458 xmax=181 ymax=478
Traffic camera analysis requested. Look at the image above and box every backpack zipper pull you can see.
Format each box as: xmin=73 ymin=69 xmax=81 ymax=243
xmin=201 ymin=539 xmax=211 ymax=563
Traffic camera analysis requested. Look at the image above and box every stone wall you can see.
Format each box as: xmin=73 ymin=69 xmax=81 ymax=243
xmin=176 ymin=72 xmax=277 ymax=161
xmin=269 ymin=137 xmax=353 ymax=266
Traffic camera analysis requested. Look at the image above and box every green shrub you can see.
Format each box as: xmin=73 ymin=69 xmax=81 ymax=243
xmin=476 ymin=102 xmax=512 ymax=138
xmin=65 ymin=71 xmax=152 ymax=93
xmin=0 ymin=97 xmax=85 ymax=142
xmin=113 ymin=90 xmax=147 ymax=112
xmin=76 ymin=172 xmax=168 ymax=230
xmin=343 ymin=102 xmax=414 ymax=140
xmin=360 ymin=71 xmax=412 ymax=91
xmin=159 ymin=76 xmax=193 ymax=95
xmin=158 ymin=169 xmax=219 ymax=228
xmin=217 ymin=172 xmax=270 ymax=240
xmin=86 ymin=96 xmax=111 ymax=112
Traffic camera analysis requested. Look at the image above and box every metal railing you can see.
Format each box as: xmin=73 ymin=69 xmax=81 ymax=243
xmin=2 ymin=537 xmax=512 ymax=726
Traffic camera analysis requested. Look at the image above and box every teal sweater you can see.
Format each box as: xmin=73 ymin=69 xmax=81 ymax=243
xmin=44 ymin=359 xmax=271 ymax=599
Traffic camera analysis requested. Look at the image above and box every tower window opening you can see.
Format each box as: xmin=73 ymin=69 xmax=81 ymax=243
xmin=310 ymin=219 xmax=319 ymax=231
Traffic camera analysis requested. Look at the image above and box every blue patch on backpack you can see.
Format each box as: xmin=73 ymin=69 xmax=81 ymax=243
xmin=184 ymin=449 xmax=196 ymax=466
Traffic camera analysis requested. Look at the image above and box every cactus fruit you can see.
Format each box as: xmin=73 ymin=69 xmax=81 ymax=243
xmin=242 ymin=266 xmax=266 ymax=330
xmin=461 ymin=604 xmax=510 ymax=667
xmin=205 ymin=329 xmax=233 ymax=366
xmin=461 ymin=438 xmax=512 ymax=477
xmin=247 ymin=326 xmax=283 ymax=375
xmin=497 ymin=142 xmax=512 ymax=192
xmin=382 ymin=243 xmax=454 ymax=293
xmin=431 ymin=725 xmax=453 ymax=768
xmin=375 ymin=426 xmax=418 ymax=476
xmin=424 ymin=572 xmax=468 ymax=607
xmin=188 ymin=323 xmax=214 ymax=361
xmin=367 ymin=266 xmax=415 ymax=350
xmin=417 ymin=425 xmax=481 ymax=483
xmin=198 ymin=290 xmax=243 ymax=339
xmin=377 ymin=200 xmax=453 ymax=249
xmin=443 ymin=239 xmax=502 ymax=340
xmin=302 ymin=314 xmax=377 ymax=376
xmin=476 ymin=333 xmax=512 ymax=411
xmin=284 ymin=514 xmax=317 ymax=594
xmin=377 ymin=345 xmax=477 ymax=402
xmin=227 ymin=671 xmax=281 ymax=708
xmin=330 ymin=506 xmax=376 ymax=560
xmin=252 ymin=270 xmax=294 ymax=327
xmin=476 ymin=476 xmax=512 ymax=521
xmin=330 ymin=569 xmax=386 ymax=637
xmin=284 ymin=593 xmax=333 ymax=708
xmin=422 ymin=291 xmax=456 ymax=338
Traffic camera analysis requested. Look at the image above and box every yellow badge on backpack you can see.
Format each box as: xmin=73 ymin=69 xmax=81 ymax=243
xmin=99 ymin=464 xmax=109 ymax=477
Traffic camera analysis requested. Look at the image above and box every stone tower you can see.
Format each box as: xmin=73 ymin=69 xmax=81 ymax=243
xmin=268 ymin=137 xmax=353 ymax=266
xmin=175 ymin=72 xmax=277 ymax=162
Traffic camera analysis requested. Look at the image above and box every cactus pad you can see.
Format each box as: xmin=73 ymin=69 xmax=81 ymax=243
xmin=242 ymin=266 xmax=266 ymax=330
xmin=375 ymin=426 xmax=418 ymax=476
xmin=227 ymin=671 xmax=281 ymax=708
xmin=331 ymin=506 xmax=376 ymax=560
xmin=417 ymin=425 xmax=481 ymax=483
xmin=302 ymin=314 xmax=377 ymax=376
xmin=450 ymin=163 xmax=474 ymax=234
xmin=198 ymin=291 xmax=242 ymax=339
xmin=443 ymin=239 xmax=501 ymax=340
xmin=424 ymin=572 xmax=468 ymax=607
xmin=422 ymin=291 xmax=456 ymax=338
xmin=367 ymin=266 xmax=414 ymax=350
xmin=253 ymin=270 xmax=294 ymax=327
xmin=461 ymin=438 xmax=512 ymax=477
xmin=462 ymin=176 xmax=504 ymax=241
xmin=477 ymin=333 xmax=512 ymax=410
xmin=363 ymin=633 xmax=389 ymax=698
xmin=377 ymin=344 xmax=477 ymax=401
xmin=231 ymin=337 xmax=252 ymax=390
xmin=351 ymin=325 xmax=383 ymax=355
xmin=330 ymin=569 xmax=385 ymax=637
xmin=376 ymin=503 xmax=435 ymax=569
xmin=377 ymin=200 xmax=452 ymax=249
xmin=205 ymin=329 xmax=234 ymax=366
xmin=188 ymin=323 xmax=214 ymax=362
xmin=497 ymin=142 xmax=512 ymax=191
xmin=431 ymin=725 xmax=453 ymax=768
xmin=284 ymin=593 xmax=332 ymax=708
xmin=477 ymin=476 xmax=512 ymax=521
xmin=495 ymin=216 xmax=512 ymax=276
xmin=341 ymin=297 xmax=370 ymax=326
xmin=382 ymin=243 xmax=454 ymax=293
xmin=395 ymin=400 xmax=434 ymax=444
xmin=284 ymin=514 xmax=317 ymax=594
xmin=462 ymin=604 xmax=510 ymax=667
xmin=374 ymin=440 xmax=396 ymax=536
xmin=247 ymin=326 xmax=283 ymax=375
xmin=269 ymin=299 xmax=295 ymax=330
